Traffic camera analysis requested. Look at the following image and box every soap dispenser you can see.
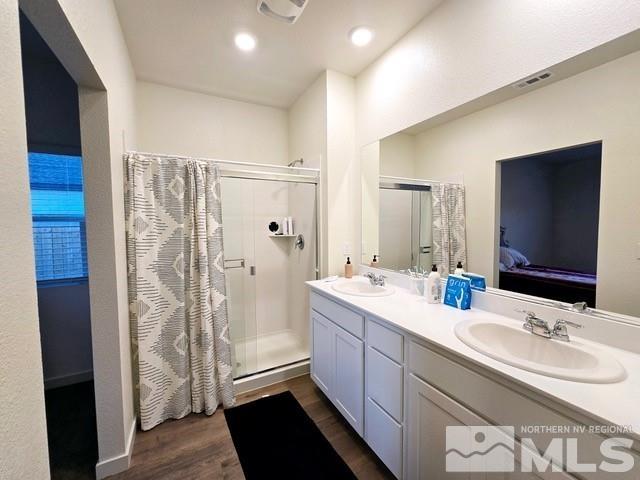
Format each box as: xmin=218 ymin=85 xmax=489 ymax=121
xmin=370 ymin=255 xmax=379 ymax=267
xmin=426 ymin=264 xmax=442 ymax=304
xmin=345 ymin=257 xmax=353 ymax=279
xmin=454 ymin=261 xmax=465 ymax=275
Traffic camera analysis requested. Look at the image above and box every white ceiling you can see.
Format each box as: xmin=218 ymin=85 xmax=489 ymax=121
xmin=113 ymin=0 xmax=442 ymax=108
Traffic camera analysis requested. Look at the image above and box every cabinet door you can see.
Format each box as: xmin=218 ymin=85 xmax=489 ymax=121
xmin=407 ymin=374 xmax=575 ymax=480
xmin=311 ymin=312 xmax=333 ymax=396
xmin=366 ymin=397 xmax=403 ymax=478
xmin=366 ymin=345 xmax=403 ymax=422
xmin=407 ymin=373 xmax=482 ymax=480
xmin=333 ymin=326 xmax=364 ymax=436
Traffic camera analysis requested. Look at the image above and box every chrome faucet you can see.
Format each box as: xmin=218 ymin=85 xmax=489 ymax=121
xmin=365 ymin=272 xmax=386 ymax=287
xmin=551 ymin=319 xmax=584 ymax=342
xmin=519 ymin=310 xmax=553 ymax=338
xmin=517 ymin=309 xmax=583 ymax=342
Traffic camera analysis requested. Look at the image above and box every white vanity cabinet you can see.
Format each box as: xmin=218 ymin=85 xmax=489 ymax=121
xmin=310 ymin=293 xmax=365 ymax=435
xmin=310 ymin=291 xmax=405 ymax=477
xmin=309 ymin=287 xmax=638 ymax=480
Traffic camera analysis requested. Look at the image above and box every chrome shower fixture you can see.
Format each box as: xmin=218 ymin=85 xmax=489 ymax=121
xmin=287 ymin=158 xmax=304 ymax=167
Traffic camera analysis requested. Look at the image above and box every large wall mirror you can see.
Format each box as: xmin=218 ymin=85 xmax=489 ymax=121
xmin=361 ymin=48 xmax=640 ymax=319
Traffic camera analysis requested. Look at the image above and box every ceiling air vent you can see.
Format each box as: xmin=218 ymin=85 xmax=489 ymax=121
xmin=257 ymin=0 xmax=309 ymax=24
xmin=512 ymin=71 xmax=554 ymax=90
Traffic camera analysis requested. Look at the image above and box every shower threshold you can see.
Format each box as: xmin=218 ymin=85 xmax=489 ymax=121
xmin=233 ymin=359 xmax=310 ymax=395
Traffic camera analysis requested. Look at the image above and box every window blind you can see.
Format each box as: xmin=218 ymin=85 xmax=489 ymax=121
xmin=28 ymin=152 xmax=88 ymax=283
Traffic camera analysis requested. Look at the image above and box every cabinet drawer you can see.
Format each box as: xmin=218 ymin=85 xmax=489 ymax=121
xmin=366 ymin=397 xmax=402 ymax=479
xmin=311 ymin=292 xmax=364 ymax=339
xmin=366 ymin=346 xmax=403 ymax=422
xmin=367 ymin=319 xmax=403 ymax=363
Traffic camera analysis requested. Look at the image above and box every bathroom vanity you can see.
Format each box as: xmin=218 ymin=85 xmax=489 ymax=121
xmin=307 ymin=276 xmax=640 ymax=479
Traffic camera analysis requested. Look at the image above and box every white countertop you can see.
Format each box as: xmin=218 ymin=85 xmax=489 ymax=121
xmin=307 ymin=276 xmax=640 ymax=440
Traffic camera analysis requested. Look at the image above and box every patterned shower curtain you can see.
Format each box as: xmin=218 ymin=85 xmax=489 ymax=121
xmin=431 ymin=183 xmax=467 ymax=275
xmin=125 ymin=152 xmax=235 ymax=431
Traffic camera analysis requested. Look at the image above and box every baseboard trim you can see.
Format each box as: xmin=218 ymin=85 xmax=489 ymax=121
xmin=44 ymin=370 xmax=93 ymax=390
xmin=233 ymin=360 xmax=310 ymax=395
xmin=95 ymin=417 xmax=137 ymax=479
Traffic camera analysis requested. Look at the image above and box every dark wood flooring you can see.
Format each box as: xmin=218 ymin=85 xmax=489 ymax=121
xmin=45 ymin=381 xmax=99 ymax=480
xmin=109 ymin=374 xmax=394 ymax=479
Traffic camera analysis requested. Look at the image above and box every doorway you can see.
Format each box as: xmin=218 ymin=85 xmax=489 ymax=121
xmin=497 ymin=142 xmax=602 ymax=306
xmin=20 ymin=12 xmax=98 ymax=478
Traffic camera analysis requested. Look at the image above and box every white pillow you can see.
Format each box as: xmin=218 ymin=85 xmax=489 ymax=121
xmin=499 ymin=246 xmax=515 ymax=269
xmin=508 ymin=248 xmax=530 ymax=267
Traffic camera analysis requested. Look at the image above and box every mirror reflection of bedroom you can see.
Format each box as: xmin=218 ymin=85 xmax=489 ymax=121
xmin=498 ymin=142 xmax=602 ymax=307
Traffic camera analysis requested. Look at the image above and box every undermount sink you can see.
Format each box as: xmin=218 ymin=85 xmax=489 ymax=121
xmin=331 ymin=279 xmax=395 ymax=297
xmin=454 ymin=319 xmax=626 ymax=384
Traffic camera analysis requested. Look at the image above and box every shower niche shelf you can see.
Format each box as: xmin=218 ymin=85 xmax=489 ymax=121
xmin=269 ymin=234 xmax=296 ymax=238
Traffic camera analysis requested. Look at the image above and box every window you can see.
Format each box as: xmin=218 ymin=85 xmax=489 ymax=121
xmin=28 ymin=152 xmax=88 ymax=283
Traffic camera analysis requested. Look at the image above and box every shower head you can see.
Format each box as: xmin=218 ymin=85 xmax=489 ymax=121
xmin=287 ymin=158 xmax=304 ymax=168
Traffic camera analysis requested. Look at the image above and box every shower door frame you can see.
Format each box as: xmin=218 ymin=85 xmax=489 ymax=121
xmin=219 ymin=164 xmax=320 ymax=381
xmin=379 ymin=177 xmax=433 ymax=271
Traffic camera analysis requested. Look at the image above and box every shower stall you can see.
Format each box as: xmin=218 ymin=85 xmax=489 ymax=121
xmin=378 ymin=177 xmax=432 ymax=272
xmin=220 ymin=163 xmax=318 ymax=379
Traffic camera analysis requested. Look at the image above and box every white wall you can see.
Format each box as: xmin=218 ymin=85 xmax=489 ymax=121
xmin=136 ymin=81 xmax=288 ymax=165
xmin=326 ymin=71 xmax=357 ymax=276
xmin=500 ymin=158 xmax=554 ymax=266
xmin=379 ymin=132 xmax=416 ymax=177
xmin=38 ymin=284 xmax=93 ymax=388
xmin=551 ymin=157 xmax=601 ymax=273
xmin=356 ymin=0 xmax=640 ymax=146
xmin=414 ymin=51 xmax=640 ymax=316
xmin=288 ymin=70 xmax=357 ymax=278
xmin=286 ymin=181 xmax=317 ymax=351
xmin=360 ymin=141 xmax=379 ymax=263
xmin=288 ymin=73 xmax=328 ymax=272
xmin=22 ymin=34 xmax=81 ymax=151
xmin=0 ymin=2 xmax=50 ymax=478
xmin=379 ymin=189 xmax=413 ymax=270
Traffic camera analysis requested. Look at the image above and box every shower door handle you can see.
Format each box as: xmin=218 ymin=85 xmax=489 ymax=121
xmin=249 ymin=266 xmax=256 ymax=276
xmin=224 ymin=258 xmax=245 ymax=269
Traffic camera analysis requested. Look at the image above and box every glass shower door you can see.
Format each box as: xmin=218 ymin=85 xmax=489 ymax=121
xmin=221 ymin=177 xmax=257 ymax=378
xmin=222 ymin=174 xmax=317 ymax=380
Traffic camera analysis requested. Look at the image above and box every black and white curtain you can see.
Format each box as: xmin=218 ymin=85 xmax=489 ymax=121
xmin=125 ymin=152 xmax=235 ymax=431
xmin=432 ymin=183 xmax=467 ymax=275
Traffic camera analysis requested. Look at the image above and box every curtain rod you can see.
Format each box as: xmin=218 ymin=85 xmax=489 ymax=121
xmin=379 ymin=174 xmax=463 ymax=186
xmin=126 ymin=150 xmax=320 ymax=174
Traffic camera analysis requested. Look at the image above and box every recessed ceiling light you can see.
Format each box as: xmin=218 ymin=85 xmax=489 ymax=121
xmin=350 ymin=27 xmax=373 ymax=47
xmin=235 ymin=32 xmax=257 ymax=52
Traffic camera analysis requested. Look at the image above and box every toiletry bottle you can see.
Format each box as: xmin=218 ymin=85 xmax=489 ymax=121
xmin=371 ymin=254 xmax=379 ymax=267
xmin=345 ymin=257 xmax=353 ymax=279
xmin=454 ymin=261 xmax=465 ymax=275
xmin=426 ymin=264 xmax=441 ymax=304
